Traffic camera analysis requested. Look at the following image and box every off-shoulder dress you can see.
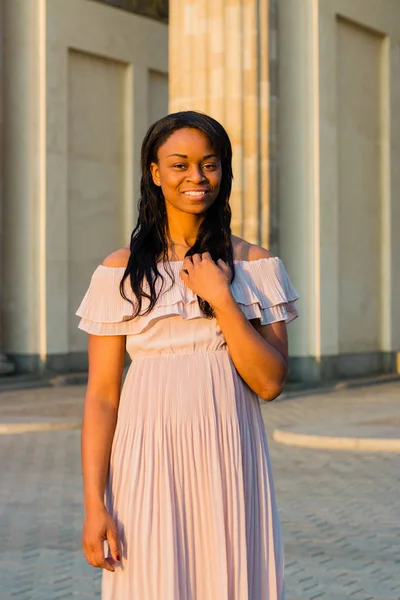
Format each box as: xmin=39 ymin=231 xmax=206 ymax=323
xmin=76 ymin=257 xmax=299 ymax=600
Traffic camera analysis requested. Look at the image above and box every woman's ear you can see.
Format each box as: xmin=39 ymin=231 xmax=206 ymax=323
xmin=150 ymin=162 xmax=161 ymax=186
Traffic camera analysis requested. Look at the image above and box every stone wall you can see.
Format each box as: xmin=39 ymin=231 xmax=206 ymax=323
xmin=1 ymin=0 xmax=168 ymax=374
xmin=279 ymin=0 xmax=400 ymax=381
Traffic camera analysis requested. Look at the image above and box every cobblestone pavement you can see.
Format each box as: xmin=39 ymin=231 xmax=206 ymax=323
xmin=0 ymin=380 xmax=399 ymax=599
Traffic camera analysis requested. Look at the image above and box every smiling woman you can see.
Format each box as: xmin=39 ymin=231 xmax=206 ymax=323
xmin=76 ymin=110 xmax=299 ymax=600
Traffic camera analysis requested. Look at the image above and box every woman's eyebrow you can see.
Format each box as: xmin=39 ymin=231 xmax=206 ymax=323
xmin=166 ymin=153 xmax=218 ymax=159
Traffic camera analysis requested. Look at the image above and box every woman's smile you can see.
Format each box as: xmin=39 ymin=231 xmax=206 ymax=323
xmin=181 ymin=189 xmax=211 ymax=199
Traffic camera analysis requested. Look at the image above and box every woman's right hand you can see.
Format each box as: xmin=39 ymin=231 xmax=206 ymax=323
xmin=82 ymin=506 xmax=121 ymax=572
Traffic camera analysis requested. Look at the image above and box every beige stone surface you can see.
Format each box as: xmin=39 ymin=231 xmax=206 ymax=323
xmin=278 ymin=0 xmax=400 ymax=365
xmin=67 ymin=50 xmax=126 ymax=352
xmin=1 ymin=0 xmax=168 ymax=361
xmin=2 ymin=0 xmax=45 ymax=357
xmin=47 ymin=0 xmax=168 ymax=357
xmin=336 ymin=20 xmax=382 ymax=353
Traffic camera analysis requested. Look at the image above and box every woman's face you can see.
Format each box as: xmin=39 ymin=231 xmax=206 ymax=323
xmin=150 ymin=127 xmax=222 ymax=216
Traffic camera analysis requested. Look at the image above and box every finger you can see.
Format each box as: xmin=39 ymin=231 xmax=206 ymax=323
xmin=105 ymin=556 xmax=118 ymax=571
xmin=192 ymin=254 xmax=202 ymax=266
xmin=183 ymin=257 xmax=194 ymax=274
xmin=217 ymin=259 xmax=232 ymax=280
xmin=179 ymin=269 xmax=189 ymax=282
xmin=202 ymin=252 xmax=212 ymax=261
xmin=83 ymin=541 xmax=98 ymax=568
xmin=218 ymin=259 xmax=229 ymax=271
xmin=92 ymin=541 xmax=114 ymax=571
xmin=217 ymin=258 xmax=228 ymax=271
xmin=85 ymin=546 xmax=107 ymax=570
xmin=83 ymin=545 xmax=94 ymax=567
xmin=107 ymin=526 xmax=121 ymax=563
xmin=101 ymin=558 xmax=116 ymax=572
xmin=94 ymin=554 xmax=115 ymax=572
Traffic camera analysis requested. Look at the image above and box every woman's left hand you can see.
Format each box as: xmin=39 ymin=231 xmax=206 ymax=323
xmin=179 ymin=252 xmax=232 ymax=309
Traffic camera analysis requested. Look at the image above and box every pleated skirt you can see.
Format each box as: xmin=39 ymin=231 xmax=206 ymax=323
xmin=102 ymin=350 xmax=285 ymax=600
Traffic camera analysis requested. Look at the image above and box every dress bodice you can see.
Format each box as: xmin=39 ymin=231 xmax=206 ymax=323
xmin=125 ymin=316 xmax=225 ymax=359
xmin=76 ymin=257 xmax=299 ymax=360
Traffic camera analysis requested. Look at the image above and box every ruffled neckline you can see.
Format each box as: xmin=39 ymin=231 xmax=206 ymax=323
xmin=76 ymin=256 xmax=299 ymax=336
xmin=97 ymin=256 xmax=281 ymax=271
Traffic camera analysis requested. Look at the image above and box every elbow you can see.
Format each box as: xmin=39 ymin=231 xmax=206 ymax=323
xmin=259 ymin=368 xmax=288 ymax=402
xmin=258 ymin=360 xmax=288 ymax=402
xmin=259 ymin=381 xmax=285 ymax=402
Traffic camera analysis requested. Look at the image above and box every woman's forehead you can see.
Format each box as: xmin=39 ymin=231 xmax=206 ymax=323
xmin=158 ymin=128 xmax=217 ymax=158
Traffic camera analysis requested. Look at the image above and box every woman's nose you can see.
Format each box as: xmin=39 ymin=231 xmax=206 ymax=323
xmin=187 ymin=166 xmax=206 ymax=183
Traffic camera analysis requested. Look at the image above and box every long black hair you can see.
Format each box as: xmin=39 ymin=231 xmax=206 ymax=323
xmin=120 ymin=110 xmax=235 ymax=318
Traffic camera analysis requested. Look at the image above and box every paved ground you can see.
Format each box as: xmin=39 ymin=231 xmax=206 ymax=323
xmin=0 ymin=378 xmax=399 ymax=599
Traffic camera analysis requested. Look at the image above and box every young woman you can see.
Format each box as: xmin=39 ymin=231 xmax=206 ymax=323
xmin=76 ymin=111 xmax=299 ymax=599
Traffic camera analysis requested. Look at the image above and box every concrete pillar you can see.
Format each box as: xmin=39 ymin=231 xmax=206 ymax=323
xmin=1 ymin=0 xmax=46 ymax=373
xmin=0 ymin=0 xmax=15 ymax=375
xmin=278 ymin=0 xmax=322 ymax=380
xmin=169 ymin=0 xmax=270 ymax=247
xmin=268 ymin=0 xmax=280 ymax=255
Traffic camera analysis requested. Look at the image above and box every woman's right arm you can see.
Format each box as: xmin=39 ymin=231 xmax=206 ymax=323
xmin=81 ymin=333 xmax=126 ymax=572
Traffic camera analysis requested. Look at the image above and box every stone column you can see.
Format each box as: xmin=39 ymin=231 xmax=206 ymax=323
xmin=268 ymin=0 xmax=279 ymax=255
xmin=278 ymin=0 xmax=321 ymax=380
xmin=0 ymin=0 xmax=15 ymax=375
xmin=169 ymin=0 xmax=270 ymax=247
xmin=1 ymin=0 xmax=45 ymax=374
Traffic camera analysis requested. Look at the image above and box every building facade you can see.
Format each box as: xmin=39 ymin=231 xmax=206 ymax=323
xmin=0 ymin=0 xmax=399 ymax=382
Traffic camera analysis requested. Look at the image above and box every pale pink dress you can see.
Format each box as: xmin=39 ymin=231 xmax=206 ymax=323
xmin=76 ymin=257 xmax=299 ymax=600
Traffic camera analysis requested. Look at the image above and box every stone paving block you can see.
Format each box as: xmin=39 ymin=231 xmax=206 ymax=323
xmin=0 ymin=382 xmax=399 ymax=597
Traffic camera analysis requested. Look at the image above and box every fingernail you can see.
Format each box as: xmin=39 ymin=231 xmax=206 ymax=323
xmin=116 ymin=555 xmax=121 ymax=561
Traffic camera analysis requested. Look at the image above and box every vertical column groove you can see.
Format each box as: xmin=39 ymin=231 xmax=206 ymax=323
xmin=169 ymin=0 xmax=270 ymax=246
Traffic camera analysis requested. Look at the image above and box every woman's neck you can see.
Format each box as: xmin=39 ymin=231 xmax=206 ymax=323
xmin=164 ymin=240 xmax=192 ymax=262
xmin=165 ymin=215 xmax=204 ymax=257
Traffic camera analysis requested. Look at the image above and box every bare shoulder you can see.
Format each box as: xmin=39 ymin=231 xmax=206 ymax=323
xmin=101 ymin=246 xmax=130 ymax=268
xmin=231 ymin=235 xmax=274 ymax=261
xmin=247 ymin=244 xmax=274 ymax=261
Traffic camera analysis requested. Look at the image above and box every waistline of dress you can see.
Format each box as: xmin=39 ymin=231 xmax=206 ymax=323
xmin=128 ymin=348 xmax=230 ymax=361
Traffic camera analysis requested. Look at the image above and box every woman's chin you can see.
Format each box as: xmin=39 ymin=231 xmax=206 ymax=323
xmin=187 ymin=195 xmax=218 ymax=210
xmin=167 ymin=198 xmax=216 ymax=216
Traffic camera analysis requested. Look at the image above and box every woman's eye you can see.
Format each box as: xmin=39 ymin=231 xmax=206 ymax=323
xmin=173 ymin=163 xmax=187 ymax=169
xmin=203 ymin=163 xmax=217 ymax=170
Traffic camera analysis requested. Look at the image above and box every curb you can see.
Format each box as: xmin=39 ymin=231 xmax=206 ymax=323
xmin=0 ymin=419 xmax=81 ymax=435
xmin=278 ymin=373 xmax=400 ymax=402
xmin=272 ymin=429 xmax=400 ymax=452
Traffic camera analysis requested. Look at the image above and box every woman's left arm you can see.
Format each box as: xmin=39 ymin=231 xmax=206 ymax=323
xmin=213 ymin=298 xmax=288 ymax=402
xmin=180 ymin=249 xmax=289 ymax=402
